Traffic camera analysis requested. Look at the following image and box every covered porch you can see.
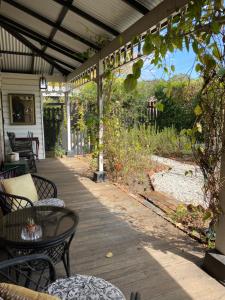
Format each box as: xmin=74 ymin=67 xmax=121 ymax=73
xmin=0 ymin=0 xmax=225 ymax=299
xmin=37 ymin=157 xmax=225 ymax=299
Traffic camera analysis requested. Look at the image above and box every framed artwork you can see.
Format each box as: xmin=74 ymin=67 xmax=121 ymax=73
xmin=9 ymin=94 xmax=36 ymax=125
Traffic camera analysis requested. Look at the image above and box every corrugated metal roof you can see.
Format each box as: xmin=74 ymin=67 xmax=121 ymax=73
xmin=1 ymin=54 xmax=31 ymax=72
xmin=0 ymin=28 xmax=31 ymax=53
xmin=33 ymin=57 xmax=52 ymax=75
xmin=0 ymin=0 xmax=165 ymax=75
xmin=69 ymin=0 xmax=142 ymax=32
xmin=136 ymin=0 xmax=163 ymax=10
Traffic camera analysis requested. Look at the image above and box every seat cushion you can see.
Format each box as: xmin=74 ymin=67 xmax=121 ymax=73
xmin=1 ymin=174 xmax=38 ymax=203
xmin=0 ymin=283 xmax=59 ymax=300
xmin=33 ymin=198 xmax=65 ymax=207
xmin=48 ymin=275 xmax=125 ymax=300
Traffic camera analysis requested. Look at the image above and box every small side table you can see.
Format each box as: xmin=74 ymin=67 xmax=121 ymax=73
xmin=3 ymin=160 xmax=30 ymax=175
xmin=0 ymin=206 xmax=79 ymax=277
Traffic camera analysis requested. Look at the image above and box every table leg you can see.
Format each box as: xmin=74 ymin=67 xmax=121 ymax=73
xmin=63 ymin=250 xmax=70 ymax=277
xmin=62 ymin=233 xmax=74 ymax=277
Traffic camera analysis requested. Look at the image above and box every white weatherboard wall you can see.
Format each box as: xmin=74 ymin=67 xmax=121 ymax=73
xmin=0 ymin=73 xmax=45 ymax=159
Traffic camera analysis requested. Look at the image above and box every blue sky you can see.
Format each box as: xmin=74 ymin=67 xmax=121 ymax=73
xmin=140 ymin=47 xmax=199 ymax=80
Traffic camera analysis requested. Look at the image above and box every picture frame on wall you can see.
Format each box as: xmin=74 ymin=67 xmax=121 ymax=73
xmin=9 ymin=94 xmax=36 ymax=125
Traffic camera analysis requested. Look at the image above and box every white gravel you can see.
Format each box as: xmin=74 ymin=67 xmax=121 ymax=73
xmin=151 ymin=155 xmax=205 ymax=206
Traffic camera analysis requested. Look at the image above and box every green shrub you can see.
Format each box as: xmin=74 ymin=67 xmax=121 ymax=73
xmin=54 ymin=145 xmax=65 ymax=158
xmin=152 ymin=127 xmax=191 ymax=157
xmin=103 ymin=122 xmax=190 ymax=181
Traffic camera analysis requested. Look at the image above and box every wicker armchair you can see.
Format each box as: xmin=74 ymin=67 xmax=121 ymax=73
xmin=0 ymin=254 xmax=56 ymax=292
xmin=7 ymin=132 xmax=37 ymax=172
xmin=0 ymin=168 xmax=60 ymax=215
xmin=7 ymin=132 xmax=32 ymax=154
xmin=0 ymin=255 xmax=126 ymax=299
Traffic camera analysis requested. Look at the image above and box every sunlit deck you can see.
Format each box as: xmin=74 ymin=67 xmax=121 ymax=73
xmin=37 ymin=157 xmax=225 ymax=300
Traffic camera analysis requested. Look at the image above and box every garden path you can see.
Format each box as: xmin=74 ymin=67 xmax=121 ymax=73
xmin=151 ymin=155 xmax=205 ymax=206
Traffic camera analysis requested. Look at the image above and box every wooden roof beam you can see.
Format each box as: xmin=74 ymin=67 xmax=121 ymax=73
xmin=52 ymin=0 xmax=120 ymax=36
xmin=1 ymin=23 xmax=70 ymax=75
xmin=3 ymin=0 xmax=100 ymax=50
xmin=42 ymin=0 xmax=73 ymax=53
xmin=0 ymin=50 xmax=75 ymax=70
xmin=121 ymin=0 xmax=149 ymax=14
xmin=0 ymin=15 xmax=84 ymax=63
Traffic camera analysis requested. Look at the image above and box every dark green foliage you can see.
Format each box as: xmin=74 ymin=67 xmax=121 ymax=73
xmin=153 ymin=77 xmax=201 ymax=131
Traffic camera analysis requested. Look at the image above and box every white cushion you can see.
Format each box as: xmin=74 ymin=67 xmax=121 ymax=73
xmin=1 ymin=174 xmax=38 ymax=210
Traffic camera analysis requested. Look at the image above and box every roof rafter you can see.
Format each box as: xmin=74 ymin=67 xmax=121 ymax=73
xmin=0 ymin=23 xmax=70 ymax=75
xmin=42 ymin=0 xmax=73 ymax=53
xmin=30 ymin=53 xmax=35 ymax=74
xmin=52 ymin=0 xmax=120 ymax=36
xmin=3 ymin=0 xmax=100 ymax=50
xmin=121 ymin=0 xmax=149 ymax=14
xmin=0 ymin=50 xmax=75 ymax=70
xmin=0 ymin=15 xmax=84 ymax=63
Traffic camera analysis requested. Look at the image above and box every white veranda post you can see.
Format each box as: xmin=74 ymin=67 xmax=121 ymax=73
xmin=94 ymin=58 xmax=106 ymax=182
xmin=65 ymin=91 xmax=72 ymax=156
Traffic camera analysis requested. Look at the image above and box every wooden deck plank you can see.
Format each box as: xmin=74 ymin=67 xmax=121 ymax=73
xmin=37 ymin=158 xmax=225 ymax=300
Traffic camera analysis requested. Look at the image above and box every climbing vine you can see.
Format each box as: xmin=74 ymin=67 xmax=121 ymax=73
xmin=124 ymin=0 xmax=225 ymax=224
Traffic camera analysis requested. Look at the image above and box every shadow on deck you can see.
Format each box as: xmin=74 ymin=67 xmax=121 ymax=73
xmin=37 ymin=157 xmax=225 ymax=300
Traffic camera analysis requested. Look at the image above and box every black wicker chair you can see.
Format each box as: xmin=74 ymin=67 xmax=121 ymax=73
xmin=0 ymin=254 xmax=56 ymax=292
xmin=0 ymin=255 xmax=126 ymax=299
xmin=0 ymin=168 xmax=59 ymax=215
xmin=7 ymin=132 xmax=37 ymax=172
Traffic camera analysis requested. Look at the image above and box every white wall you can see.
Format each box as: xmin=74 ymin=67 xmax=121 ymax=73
xmin=0 ymin=73 xmax=45 ymax=159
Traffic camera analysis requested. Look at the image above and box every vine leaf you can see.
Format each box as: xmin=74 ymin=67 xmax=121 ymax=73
xmin=194 ymin=105 xmax=202 ymax=116
xmin=211 ymin=22 xmax=221 ymax=34
xmin=212 ymin=44 xmax=221 ymax=60
xmin=124 ymin=74 xmax=137 ymax=91
xmin=132 ymin=59 xmax=144 ymax=79
xmin=192 ymin=40 xmax=198 ymax=54
xmin=171 ymin=65 xmax=175 ymax=72
xmin=195 ymin=63 xmax=203 ymax=73
xmin=143 ymin=37 xmax=154 ymax=55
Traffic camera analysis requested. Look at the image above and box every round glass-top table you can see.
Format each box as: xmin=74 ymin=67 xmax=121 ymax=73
xmin=0 ymin=206 xmax=79 ymax=276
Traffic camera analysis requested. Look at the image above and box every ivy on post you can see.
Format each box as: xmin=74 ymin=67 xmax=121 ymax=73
xmin=93 ymin=57 xmax=106 ymax=182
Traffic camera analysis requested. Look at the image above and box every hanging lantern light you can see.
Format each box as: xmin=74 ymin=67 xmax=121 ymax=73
xmin=39 ymin=75 xmax=48 ymax=90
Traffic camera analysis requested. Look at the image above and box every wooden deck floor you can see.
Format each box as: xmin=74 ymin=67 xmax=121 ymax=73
xmin=38 ymin=157 xmax=225 ymax=300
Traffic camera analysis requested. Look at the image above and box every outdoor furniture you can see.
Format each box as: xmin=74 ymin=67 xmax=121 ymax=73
xmin=0 ymin=168 xmax=64 ymax=215
xmin=7 ymin=131 xmax=37 ymax=172
xmin=0 ymin=254 xmax=56 ymax=293
xmin=15 ymin=136 xmax=40 ymax=159
xmin=48 ymin=275 xmax=126 ymax=299
xmin=130 ymin=292 xmax=141 ymax=300
xmin=0 ymin=254 xmax=126 ymax=300
xmin=3 ymin=159 xmax=30 ymax=175
xmin=0 ymin=206 xmax=79 ymax=277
